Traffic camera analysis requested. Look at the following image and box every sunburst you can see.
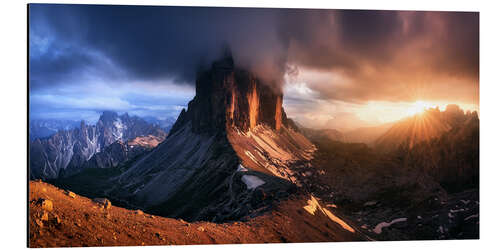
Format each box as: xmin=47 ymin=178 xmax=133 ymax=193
xmin=406 ymin=101 xmax=433 ymax=116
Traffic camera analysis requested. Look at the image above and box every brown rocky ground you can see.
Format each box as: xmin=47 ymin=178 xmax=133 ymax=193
xmin=29 ymin=181 xmax=366 ymax=247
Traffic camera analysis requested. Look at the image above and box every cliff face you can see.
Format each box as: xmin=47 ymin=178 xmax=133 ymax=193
xmin=97 ymin=55 xmax=315 ymax=222
xmin=170 ymin=56 xmax=289 ymax=135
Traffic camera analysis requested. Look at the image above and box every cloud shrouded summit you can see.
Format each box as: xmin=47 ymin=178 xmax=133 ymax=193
xmin=29 ymin=4 xmax=478 ymax=125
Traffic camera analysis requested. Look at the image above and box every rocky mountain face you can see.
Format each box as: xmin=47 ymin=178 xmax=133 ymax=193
xmin=29 ymin=112 xmax=167 ymax=180
xmin=170 ymin=55 xmax=293 ymax=135
xmin=373 ymin=104 xmax=479 ymax=192
xmin=96 ymin=111 xmax=166 ymax=147
xmin=66 ymin=135 xmax=162 ymax=175
xmin=58 ymin=55 xmax=317 ymax=223
xmin=394 ymin=107 xmax=479 ymax=192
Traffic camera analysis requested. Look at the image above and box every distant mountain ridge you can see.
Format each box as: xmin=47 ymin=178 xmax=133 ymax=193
xmin=301 ymin=127 xmax=346 ymax=143
xmin=343 ymin=123 xmax=393 ymax=145
xmin=30 ymin=114 xmax=174 ymax=141
xmin=29 ymin=119 xmax=81 ymax=140
xmin=142 ymin=116 xmax=176 ymax=132
xmin=374 ymin=104 xmax=478 ymax=153
xmin=299 ymin=122 xmax=392 ymax=147
xmin=392 ymin=105 xmax=479 ymax=192
xmin=29 ymin=111 xmax=167 ymax=179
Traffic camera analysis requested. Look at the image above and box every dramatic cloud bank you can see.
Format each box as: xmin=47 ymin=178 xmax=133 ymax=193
xmin=29 ymin=4 xmax=478 ymax=128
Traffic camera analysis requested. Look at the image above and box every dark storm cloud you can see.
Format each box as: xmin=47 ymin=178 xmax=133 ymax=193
xmin=29 ymin=5 xmax=479 ymax=122
xmin=29 ymin=4 xmax=288 ymax=89
xmin=29 ymin=5 xmax=478 ymax=90
xmin=278 ymin=10 xmax=479 ymax=103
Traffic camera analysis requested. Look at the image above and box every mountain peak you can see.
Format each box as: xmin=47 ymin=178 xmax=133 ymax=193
xmin=212 ymin=47 xmax=234 ymax=70
xmin=99 ymin=111 xmax=120 ymax=123
xmin=170 ymin=57 xmax=288 ymax=135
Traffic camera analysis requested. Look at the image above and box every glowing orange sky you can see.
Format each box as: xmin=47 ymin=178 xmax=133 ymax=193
xmin=279 ymin=11 xmax=478 ymax=131
xmin=283 ymin=70 xmax=479 ymax=131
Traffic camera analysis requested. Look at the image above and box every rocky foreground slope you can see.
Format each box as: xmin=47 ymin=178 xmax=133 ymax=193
xmin=29 ymin=181 xmax=365 ymax=247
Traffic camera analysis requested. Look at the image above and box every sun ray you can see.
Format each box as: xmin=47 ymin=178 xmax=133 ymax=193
xmin=406 ymin=100 xmax=433 ymax=116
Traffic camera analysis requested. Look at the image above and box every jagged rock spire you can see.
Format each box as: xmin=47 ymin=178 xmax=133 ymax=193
xmin=170 ymin=55 xmax=290 ymax=135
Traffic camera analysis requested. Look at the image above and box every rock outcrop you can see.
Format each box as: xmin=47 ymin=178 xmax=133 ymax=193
xmin=66 ymin=135 xmax=163 ymax=174
xmin=170 ymin=54 xmax=291 ymax=135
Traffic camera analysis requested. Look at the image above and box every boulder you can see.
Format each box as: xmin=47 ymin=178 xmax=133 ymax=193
xmin=65 ymin=190 xmax=76 ymax=198
xmin=35 ymin=219 xmax=44 ymax=228
xmin=37 ymin=198 xmax=53 ymax=211
xmin=92 ymin=198 xmax=112 ymax=209
xmin=41 ymin=211 xmax=49 ymax=221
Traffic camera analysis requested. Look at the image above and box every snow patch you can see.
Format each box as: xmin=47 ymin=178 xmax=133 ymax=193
xmin=237 ymin=164 xmax=248 ymax=172
xmin=241 ymin=175 xmax=265 ymax=189
xmin=364 ymin=201 xmax=377 ymax=206
xmin=112 ymin=118 xmax=126 ymax=139
xmin=373 ymin=218 xmax=407 ymax=234
xmin=465 ymin=214 xmax=479 ymax=221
